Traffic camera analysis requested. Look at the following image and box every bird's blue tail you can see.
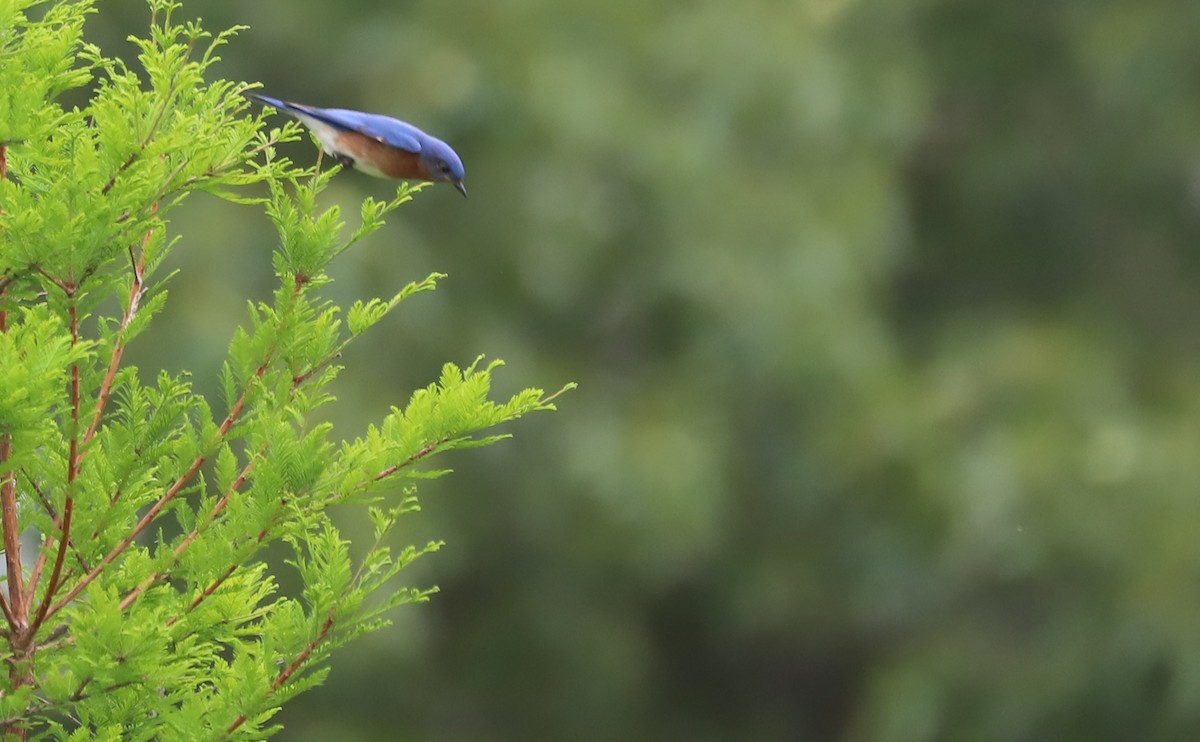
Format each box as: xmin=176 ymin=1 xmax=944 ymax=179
xmin=247 ymin=92 xmax=289 ymax=111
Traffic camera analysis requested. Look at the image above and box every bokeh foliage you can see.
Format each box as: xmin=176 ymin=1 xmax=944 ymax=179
xmin=76 ymin=0 xmax=1200 ymax=739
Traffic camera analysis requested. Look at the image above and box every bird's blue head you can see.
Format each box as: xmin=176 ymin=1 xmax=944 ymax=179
xmin=420 ymin=137 xmax=467 ymax=197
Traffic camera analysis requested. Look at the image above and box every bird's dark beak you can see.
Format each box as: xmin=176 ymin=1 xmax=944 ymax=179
xmin=454 ymin=180 xmax=468 ymax=198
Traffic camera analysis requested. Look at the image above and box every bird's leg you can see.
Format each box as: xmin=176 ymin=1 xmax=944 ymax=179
xmin=332 ymin=152 xmax=355 ymax=170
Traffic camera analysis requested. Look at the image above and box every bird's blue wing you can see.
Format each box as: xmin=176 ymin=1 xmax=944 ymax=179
xmin=250 ymin=95 xmax=425 ymax=154
xmin=302 ymin=107 xmax=424 ymax=154
xmin=249 ymin=95 xmax=423 ymax=153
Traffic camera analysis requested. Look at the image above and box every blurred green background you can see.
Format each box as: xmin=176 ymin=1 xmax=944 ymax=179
xmin=86 ymin=0 xmax=1200 ymax=739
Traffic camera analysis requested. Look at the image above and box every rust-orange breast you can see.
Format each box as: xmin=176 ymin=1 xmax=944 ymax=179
xmin=333 ymin=131 xmax=430 ymax=181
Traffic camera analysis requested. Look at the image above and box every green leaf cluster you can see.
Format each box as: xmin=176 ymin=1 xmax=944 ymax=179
xmin=0 ymin=1 xmax=569 ymax=738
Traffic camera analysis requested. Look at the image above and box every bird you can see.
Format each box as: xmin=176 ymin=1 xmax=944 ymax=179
xmin=248 ymin=93 xmax=467 ymax=197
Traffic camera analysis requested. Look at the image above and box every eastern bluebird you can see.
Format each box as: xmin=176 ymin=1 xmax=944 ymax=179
xmin=249 ymin=93 xmax=467 ymax=197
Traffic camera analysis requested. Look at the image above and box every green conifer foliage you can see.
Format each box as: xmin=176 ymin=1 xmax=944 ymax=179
xmin=0 ymin=1 xmax=570 ymax=737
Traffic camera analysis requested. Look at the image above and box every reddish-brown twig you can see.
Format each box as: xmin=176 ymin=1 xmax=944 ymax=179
xmin=45 ymin=357 xmax=272 ymax=622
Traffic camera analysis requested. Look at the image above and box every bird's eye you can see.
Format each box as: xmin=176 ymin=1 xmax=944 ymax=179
xmin=439 ymin=163 xmax=451 ymax=173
